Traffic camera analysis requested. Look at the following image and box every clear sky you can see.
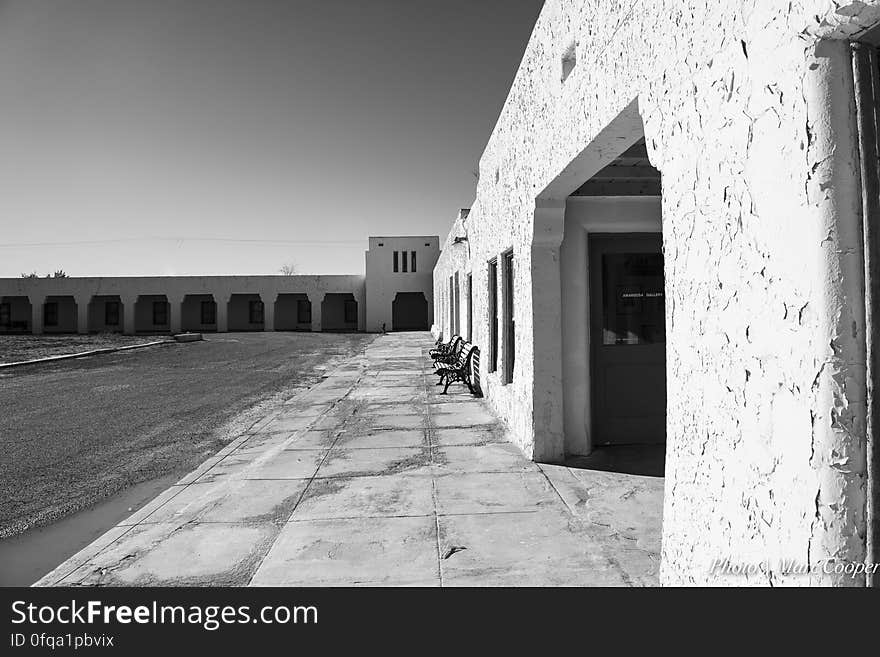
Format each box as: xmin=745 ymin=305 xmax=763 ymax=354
xmin=0 ymin=0 xmax=545 ymax=277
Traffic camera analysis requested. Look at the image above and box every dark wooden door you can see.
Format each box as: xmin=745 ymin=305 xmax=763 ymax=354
xmin=589 ymin=234 xmax=666 ymax=444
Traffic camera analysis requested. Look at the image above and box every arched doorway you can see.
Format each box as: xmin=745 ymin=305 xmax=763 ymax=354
xmin=392 ymin=292 xmax=429 ymax=331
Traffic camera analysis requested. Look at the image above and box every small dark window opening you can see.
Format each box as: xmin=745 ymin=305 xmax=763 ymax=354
xmin=378 ymin=242 xmax=384 ymax=247
xmin=488 ymin=259 xmax=498 ymax=372
xmin=561 ymin=43 xmax=577 ymax=82
xmin=0 ymin=302 xmax=11 ymax=327
xmin=411 ymin=251 xmax=417 ymax=273
xmin=393 ymin=251 xmax=399 ymax=272
xmin=249 ymin=300 xmax=264 ymax=324
xmin=402 ymin=251 xmax=408 ymax=273
xmin=424 ymin=242 xmax=430 ymax=247
xmin=201 ymin=300 xmax=216 ymax=325
xmin=44 ymin=302 xmax=59 ymax=327
xmin=153 ymin=300 xmax=168 ymax=326
xmin=297 ymin=299 xmax=312 ymax=324
xmin=105 ymin=301 xmax=120 ymax=326
xmin=344 ymin=299 xmax=357 ymax=323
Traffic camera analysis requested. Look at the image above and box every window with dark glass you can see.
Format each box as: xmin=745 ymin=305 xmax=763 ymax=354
xmin=297 ymin=299 xmax=312 ymax=323
xmin=488 ymin=259 xmax=498 ymax=373
xmin=466 ymin=273 xmax=473 ymax=341
xmin=393 ymin=251 xmax=399 ymax=272
xmin=402 ymin=251 xmax=408 ymax=272
xmin=153 ymin=301 xmax=168 ymax=325
xmin=344 ymin=299 xmax=357 ymax=323
xmin=0 ymin=302 xmax=10 ymax=327
xmin=105 ymin=301 xmax=120 ymax=326
xmin=249 ymin=300 xmax=264 ymax=324
xmin=502 ymin=250 xmax=515 ymax=384
xmin=44 ymin=302 xmax=59 ymax=327
xmin=411 ymin=251 xmax=417 ymax=272
xmin=201 ymin=300 xmax=216 ymax=325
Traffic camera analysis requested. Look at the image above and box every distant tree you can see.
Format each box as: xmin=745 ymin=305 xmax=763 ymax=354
xmin=279 ymin=263 xmax=297 ymax=276
xmin=50 ymin=270 xmax=68 ymax=278
xmin=21 ymin=272 xmax=38 ymax=278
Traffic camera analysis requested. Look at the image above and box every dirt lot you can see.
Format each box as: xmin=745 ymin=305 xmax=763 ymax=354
xmin=0 ymin=332 xmax=374 ymax=538
xmin=0 ymin=334 xmax=164 ymax=364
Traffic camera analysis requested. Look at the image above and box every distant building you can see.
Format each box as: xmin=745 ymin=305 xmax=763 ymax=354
xmin=0 ymin=236 xmax=437 ymax=335
xmin=432 ymin=1 xmax=880 ymax=585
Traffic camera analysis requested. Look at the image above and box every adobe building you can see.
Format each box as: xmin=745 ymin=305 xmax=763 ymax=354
xmin=0 ymin=236 xmax=437 ymax=335
xmin=433 ymin=1 xmax=880 ymax=585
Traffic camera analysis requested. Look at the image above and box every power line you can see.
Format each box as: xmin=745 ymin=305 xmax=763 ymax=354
xmin=0 ymin=236 xmax=367 ymax=248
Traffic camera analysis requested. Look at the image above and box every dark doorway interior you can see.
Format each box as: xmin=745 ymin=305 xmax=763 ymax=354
xmin=589 ymin=233 xmax=666 ymax=445
xmin=392 ymin=292 xmax=429 ymax=331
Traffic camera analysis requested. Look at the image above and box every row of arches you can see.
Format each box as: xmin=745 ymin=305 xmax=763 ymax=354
xmin=0 ymin=293 xmax=360 ymax=334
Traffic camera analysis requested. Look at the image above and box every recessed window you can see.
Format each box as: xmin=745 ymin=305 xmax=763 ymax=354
xmin=249 ymin=300 xmax=264 ymax=324
xmin=201 ymin=300 xmax=216 ymax=325
xmin=411 ymin=251 xmax=417 ymax=273
xmin=344 ymin=299 xmax=358 ymax=323
xmin=402 ymin=251 xmax=408 ymax=273
xmin=488 ymin=259 xmax=498 ymax=373
xmin=561 ymin=42 xmax=577 ymax=83
xmin=297 ymin=299 xmax=312 ymax=324
xmin=424 ymin=242 xmax=430 ymax=247
xmin=502 ymin=250 xmax=515 ymax=384
xmin=466 ymin=273 xmax=473 ymax=342
xmin=105 ymin=301 xmax=120 ymax=326
xmin=0 ymin=302 xmax=10 ymax=327
xmin=153 ymin=301 xmax=168 ymax=326
xmin=378 ymin=242 xmax=384 ymax=247
xmin=393 ymin=251 xmax=399 ymax=272
xmin=44 ymin=302 xmax=59 ymax=327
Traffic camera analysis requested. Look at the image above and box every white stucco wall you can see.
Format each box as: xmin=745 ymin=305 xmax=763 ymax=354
xmin=433 ymin=0 xmax=880 ymax=585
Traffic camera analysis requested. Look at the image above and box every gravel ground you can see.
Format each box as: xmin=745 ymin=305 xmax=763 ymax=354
xmin=0 ymin=332 xmax=374 ymax=538
xmin=0 ymin=334 xmax=164 ymax=364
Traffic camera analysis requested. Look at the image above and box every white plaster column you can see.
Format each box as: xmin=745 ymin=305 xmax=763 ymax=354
xmin=76 ymin=296 xmax=90 ymax=334
xmin=309 ymin=294 xmax=323 ymax=332
xmin=30 ymin=295 xmax=44 ymax=335
xmin=216 ymin=295 xmax=229 ymax=333
xmin=122 ymin=296 xmax=137 ymax=335
xmin=262 ymin=293 xmax=275 ymax=331
xmin=168 ymin=295 xmax=183 ymax=334
xmin=530 ymin=198 xmax=566 ymax=463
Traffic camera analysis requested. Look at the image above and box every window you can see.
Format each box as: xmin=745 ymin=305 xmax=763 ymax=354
xmin=453 ymin=272 xmax=460 ymax=335
xmin=0 ymin=302 xmax=10 ymax=327
xmin=344 ymin=299 xmax=357 ymax=323
xmin=466 ymin=273 xmax=473 ymax=341
xmin=488 ymin=259 xmax=498 ymax=372
xmin=502 ymin=250 xmax=515 ymax=384
xmin=402 ymin=251 xmax=408 ymax=273
xmin=411 ymin=251 xmax=417 ymax=273
xmin=297 ymin=299 xmax=312 ymax=324
xmin=249 ymin=300 xmax=264 ymax=324
xmin=378 ymin=242 xmax=384 ymax=247
xmin=105 ymin=301 xmax=120 ymax=326
xmin=393 ymin=251 xmax=399 ymax=272
xmin=561 ymin=42 xmax=577 ymax=82
xmin=201 ymin=300 xmax=216 ymax=325
xmin=44 ymin=302 xmax=59 ymax=327
xmin=448 ymin=275 xmax=454 ymax=335
xmin=153 ymin=300 xmax=168 ymax=326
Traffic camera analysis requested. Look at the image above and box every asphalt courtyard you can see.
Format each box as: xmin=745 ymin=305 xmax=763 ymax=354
xmin=0 ymin=332 xmax=374 ymax=542
xmin=34 ymin=332 xmax=663 ymax=587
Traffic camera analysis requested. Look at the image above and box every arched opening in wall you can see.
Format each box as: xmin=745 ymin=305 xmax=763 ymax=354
xmin=391 ymin=292 xmax=429 ymax=331
xmin=320 ymin=293 xmax=358 ymax=332
xmin=227 ymin=294 xmax=264 ymax=332
xmin=43 ymin=296 xmax=77 ymax=334
xmin=87 ymin=295 xmax=123 ymax=333
xmin=275 ymin=293 xmax=311 ymax=331
xmin=0 ymin=296 xmax=32 ymax=334
xmin=133 ymin=295 xmax=171 ymax=334
xmin=560 ymin=136 xmax=665 ymax=473
xmin=181 ymin=294 xmax=217 ymax=332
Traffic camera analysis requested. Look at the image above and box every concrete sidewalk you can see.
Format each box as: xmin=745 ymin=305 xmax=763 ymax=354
xmin=35 ymin=332 xmax=661 ymax=587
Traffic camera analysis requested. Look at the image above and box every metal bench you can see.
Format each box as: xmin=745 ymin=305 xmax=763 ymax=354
xmin=431 ymin=335 xmax=462 ymax=366
xmin=434 ymin=342 xmax=481 ymax=395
